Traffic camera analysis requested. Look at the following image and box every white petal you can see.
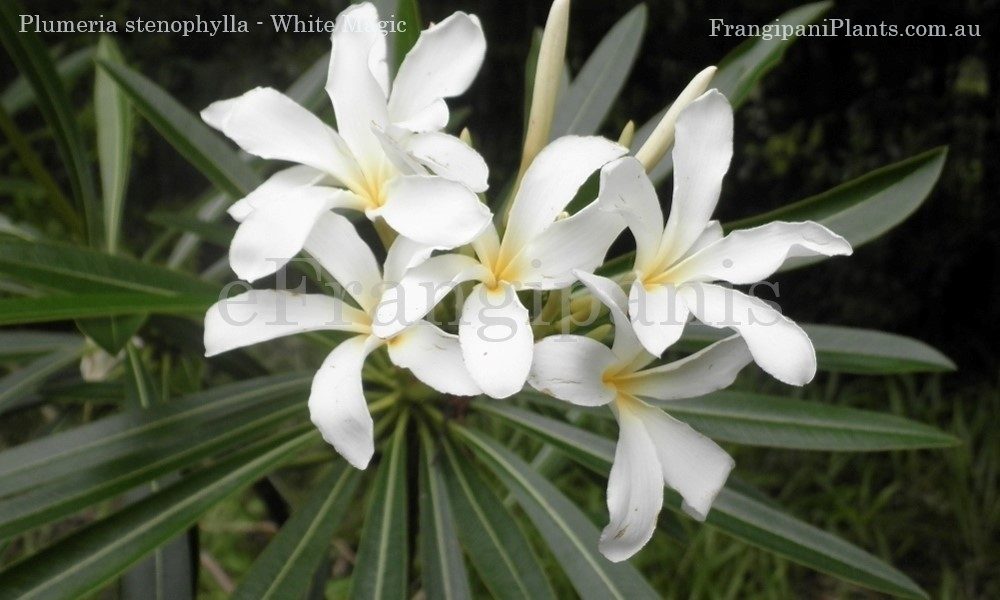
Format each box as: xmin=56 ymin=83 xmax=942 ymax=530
xmin=204 ymin=290 xmax=369 ymax=356
xmin=388 ymin=12 xmax=485 ymax=132
xmin=574 ymin=271 xmax=646 ymax=365
xmin=528 ymin=335 xmax=617 ymax=406
xmin=503 ymin=136 xmax=626 ymax=253
xmin=379 ymin=175 xmax=491 ymax=248
xmin=228 ymin=165 xmax=331 ymax=223
xmin=202 ymin=87 xmax=361 ymax=187
xmin=382 ymin=236 xmax=436 ymax=283
xmin=401 ymin=131 xmax=489 ymax=192
xmin=229 ymin=187 xmax=358 ymax=282
xmin=599 ymin=402 xmax=664 ymax=562
xmin=680 ymin=220 xmax=723 ymax=259
xmin=670 ymin=221 xmax=853 ymax=284
xmin=514 ymin=201 xmax=625 ymax=290
xmin=628 ymin=281 xmax=689 ymax=356
xmin=460 ymin=283 xmax=533 ymax=399
xmin=327 ymin=3 xmax=390 ymax=165
xmin=373 ymin=254 xmax=488 ymax=339
xmin=303 ymin=212 xmax=382 ymax=312
xmin=633 ymin=399 xmax=734 ymax=520
xmin=388 ymin=320 xmax=480 ymax=395
xmin=618 ymin=335 xmax=751 ymax=400
xmin=309 ymin=335 xmax=381 ymax=469
xmin=680 ymin=282 xmax=816 ymax=385
xmin=596 ymin=157 xmax=664 ymax=272
xmin=660 ymin=90 xmax=734 ymax=264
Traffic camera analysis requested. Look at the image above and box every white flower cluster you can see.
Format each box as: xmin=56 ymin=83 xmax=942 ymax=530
xmin=203 ymin=2 xmax=851 ymax=561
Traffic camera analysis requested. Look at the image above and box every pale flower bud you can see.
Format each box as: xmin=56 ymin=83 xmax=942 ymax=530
xmin=634 ymin=65 xmax=717 ymax=172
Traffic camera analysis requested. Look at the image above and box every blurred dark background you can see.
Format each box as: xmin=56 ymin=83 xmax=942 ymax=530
xmin=8 ymin=0 xmax=996 ymax=381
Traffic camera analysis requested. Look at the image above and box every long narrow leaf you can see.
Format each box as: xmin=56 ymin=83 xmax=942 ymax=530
xmin=452 ymin=425 xmax=659 ymax=600
xmin=0 ymin=331 xmax=82 ymax=358
xmin=1 ymin=46 xmax=94 ymax=116
xmin=0 ymin=427 xmax=316 ymax=600
xmin=94 ymin=36 xmax=134 ymax=254
xmin=350 ymin=415 xmax=410 ymax=600
xmin=0 ymin=293 xmax=213 ymax=326
xmin=232 ymin=464 xmax=360 ymax=600
xmin=0 ymin=344 xmax=85 ymax=413
xmin=96 ymin=59 xmax=260 ymax=198
xmin=475 ymin=404 xmax=928 ymax=599
xmin=439 ymin=439 xmax=556 ymax=600
xmin=551 ymin=4 xmax=646 ymax=138
xmin=418 ymin=426 xmax=472 ymax=600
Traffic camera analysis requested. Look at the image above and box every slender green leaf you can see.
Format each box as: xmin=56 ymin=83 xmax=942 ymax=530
xmin=451 ymin=424 xmax=658 ymax=600
xmin=0 ymin=293 xmax=213 ymax=326
xmin=148 ymin=212 xmax=235 ymax=248
xmin=123 ymin=342 xmax=156 ymax=409
xmin=675 ymin=322 xmax=956 ymax=374
xmin=0 ymin=0 xmax=101 ymax=244
xmin=633 ymin=1 xmax=832 ymax=185
xmin=94 ymin=35 xmax=134 ymax=255
xmin=551 ymin=4 xmax=646 ymax=138
xmin=476 ymin=404 xmax=928 ymax=599
xmin=350 ymin=415 xmax=409 ymax=600
xmin=393 ymin=0 xmax=421 ymax=73
xmin=417 ymin=426 xmax=472 ymax=600
xmin=96 ymin=59 xmax=261 ymax=198
xmin=0 ymin=331 xmax=82 ymax=358
xmin=0 ymin=344 xmax=85 ymax=413
xmin=727 ymin=148 xmax=948 ymax=270
xmin=439 ymin=439 xmax=556 ymax=600
xmin=76 ymin=315 xmax=147 ymax=355
xmin=0 ymin=374 xmax=310 ymax=498
xmin=286 ymin=51 xmax=333 ymax=114
xmin=0 ymin=427 xmax=317 ymax=600
xmin=1 ymin=46 xmax=94 ymax=116
xmin=232 ymin=464 xmax=360 ymax=600
xmin=0 ymin=240 xmax=216 ymax=295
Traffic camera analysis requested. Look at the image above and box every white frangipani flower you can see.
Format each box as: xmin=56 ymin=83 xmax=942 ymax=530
xmin=203 ymin=213 xmax=479 ymax=470
xmin=372 ymin=135 xmax=628 ymax=399
xmin=529 ymin=271 xmax=751 ymax=562
xmin=599 ymin=89 xmax=853 ymax=385
xmin=202 ymin=2 xmax=491 ymax=283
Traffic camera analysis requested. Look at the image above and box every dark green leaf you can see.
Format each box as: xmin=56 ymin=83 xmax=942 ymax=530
xmin=350 ymin=415 xmax=409 ymax=600
xmin=232 ymin=464 xmax=360 ymax=600
xmin=551 ymin=4 xmax=646 ymax=138
xmin=0 ymin=427 xmax=317 ymax=600
xmin=476 ymin=403 xmax=928 ymax=599
xmin=94 ymin=35 xmax=134 ymax=255
xmin=1 ymin=46 xmax=94 ymax=116
xmin=393 ymin=0 xmax=421 ymax=73
xmin=148 ymin=212 xmax=235 ymax=248
xmin=0 ymin=331 xmax=82 ymax=358
xmin=0 ymin=293 xmax=213 ymax=326
xmin=453 ymin=424 xmax=659 ymax=600
xmin=418 ymin=426 xmax=472 ymax=600
xmin=76 ymin=315 xmax=147 ymax=355
xmin=96 ymin=59 xmax=261 ymax=198
xmin=0 ymin=344 xmax=84 ymax=413
xmin=439 ymin=439 xmax=556 ymax=600
xmin=725 ymin=148 xmax=948 ymax=270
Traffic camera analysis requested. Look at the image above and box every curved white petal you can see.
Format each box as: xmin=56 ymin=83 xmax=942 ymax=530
xmin=309 ymin=335 xmax=381 ymax=469
xmin=460 ymin=283 xmax=533 ymax=399
xmin=229 ymin=187 xmax=358 ymax=282
xmin=382 ymin=236 xmax=436 ymax=283
xmin=618 ymin=335 xmax=751 ymax=400
xmin=660 ymin=90 xmax=733 ymax=264
xmin=327 ymin=3 xmax=390 ymax=165
xmin=204 ymin=290 xmax=369 ymax=356
xmin=680 ymin=283 xmax=816 ymax=385
xmin=388 ymin=12 xmax=485 ymax=132
xmin=373 ymin=254 xmax=488 ymax=339
xmin=228 ymin=165 xmax=331 ymax=223
xmin=679 ymin=220 xmax=723 ymax=260
xmin=388 ymin=320 xmax=480 ymax=395
xmin=503 ymin=136 xmax=626 ymax=253
xmin=633 ymin=399 xmax=734 ymax=520
xmin=599 ymin=402 xmax=664 ymax=562
xmin=201 ymin=87 xmax=361 ymax=186
xmin=379 ymin=175 xmax=491 ymax=248
xmin=528 ymin=335 xmax=617 ymax=407
xmin=303 ymin=212 xmax=382 ymax=312
xmin=514 ymin=201 xmax=625 ymax=290
xmin=628 ymin=281 xmax=689 ymax=357
xmin=401 ymin=131 xmax=489 ymax=192
xmin=596 ymin=157 xmax=664 ymax=272
xmin=670 ymin=221 xmax=853 ymax=284
xmin=574 ymin=271 xmax=646 ymax=365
